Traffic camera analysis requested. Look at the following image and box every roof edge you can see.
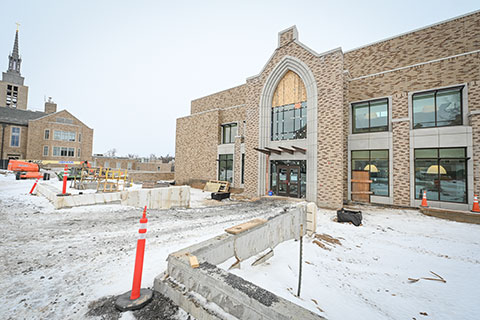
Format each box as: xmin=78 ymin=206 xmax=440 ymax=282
xmin=344 ymin=9 xmax=480 ymax=54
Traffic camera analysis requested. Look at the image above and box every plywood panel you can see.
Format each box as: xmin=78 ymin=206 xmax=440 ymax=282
xmin=272 ymin=70 xmax=307 ymax=107
xmin=351 ymin=171 xmax=371 ymax=203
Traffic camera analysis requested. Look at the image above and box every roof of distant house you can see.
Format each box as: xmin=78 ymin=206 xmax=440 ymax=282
xmin=0 ymin=107 xmax=46 ymax=125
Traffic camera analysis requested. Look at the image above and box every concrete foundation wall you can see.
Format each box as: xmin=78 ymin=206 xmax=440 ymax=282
xmin=36 ymin=184 xmax=190 ymax=209
xmin=155 ymin=204 xmax=324 ymax=319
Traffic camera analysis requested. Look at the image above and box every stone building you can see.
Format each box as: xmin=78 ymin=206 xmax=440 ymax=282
xmin=175 ymin=10 xmax=480 ymax=211
xmin=0 ymin=29 xmax=93 ymax=167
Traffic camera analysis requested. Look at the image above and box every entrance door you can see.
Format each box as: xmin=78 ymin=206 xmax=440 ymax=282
xmin=276 ymin=166 xmax=300 ymax=198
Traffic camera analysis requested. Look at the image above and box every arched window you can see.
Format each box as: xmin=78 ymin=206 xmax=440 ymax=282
xmin=271 ymin=71 xmax=307 ymax=141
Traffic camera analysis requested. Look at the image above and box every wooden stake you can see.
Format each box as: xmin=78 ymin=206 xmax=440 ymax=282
xmin=297 ymin=224 xmax=303 ymax=297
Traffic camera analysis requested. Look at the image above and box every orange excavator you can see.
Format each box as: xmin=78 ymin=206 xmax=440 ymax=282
xmin=7 ymin=160 xmax=47 ymax=180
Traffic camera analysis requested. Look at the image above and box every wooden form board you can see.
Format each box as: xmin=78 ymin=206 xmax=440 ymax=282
xmin=203 ymin=180 xmax=230 ymax=193
xmin=351 ymin=171 xmax=372 ymax=203
xmin=272 ymin=70 xmax=307 ymax=107
xmin=225 ymin=218 xmax=267 ymax=235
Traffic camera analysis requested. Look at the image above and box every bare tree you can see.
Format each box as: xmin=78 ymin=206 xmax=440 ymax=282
xmin=106 ymin=148 xmax=117 ymax=157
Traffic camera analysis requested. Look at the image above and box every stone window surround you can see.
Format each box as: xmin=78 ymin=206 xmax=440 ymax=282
xmin=43 ymin=145 xmax=49 ymax=157
xmin=44 ymin=128 xmax=50 ymax=140
xmin=10 ymin=126 xmax=21 ymax=148
xmin=408 ymin=83 xmax=473 ymax=211
xmin=258 ymin=55 xmax=318 ymax=202
xmin=347 ymin=96 xmax=394 ymax=205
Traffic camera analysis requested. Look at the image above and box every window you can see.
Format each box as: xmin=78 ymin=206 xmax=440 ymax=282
xmin=116 ymin=162 xmax=121 ymax=169
xmin=271 ymin=101 xmax=307 ymax=141
xmin=104 ymin=161 xmax=109 ymax=168
xmin=221 ymin=123 xmax=237 ymax=144
xmin=43 ymin=146 xmax=49 ymax=156
xmin=10 ymin=127 xmax=20 ymax=147
xmin=44 ymin=129 xmax=50 ymax=140
xmin=127 ymin=162 xmax=132 ymax=170
xmin=414 ymin=148 xmax=467 ymax=203
xmin=6 ymin=85 xmax=18 ymax=108
xmin=78 ymin=133 xmax=82 ymax=142
xmin=53 ymin=130 xmax=76 ymax=141
xmin=352 ymin=99 xmax=388 ymax=133
xmin=77 ymin=148 xmax=81 ymax=158
xmin=53 ymin=147 xmax=75 ymax=157
xmin=412 ymin=86 xmax=462 ymax=129
xmin=218 ymin=154 xmax=233 ymax=183
xmin=241 ymin=153 xmax=245 ymax=184
xmin=56 ymin=117 xmax=74 ymax=124
xmin=351 ymin=150 xmax=389 ymax=196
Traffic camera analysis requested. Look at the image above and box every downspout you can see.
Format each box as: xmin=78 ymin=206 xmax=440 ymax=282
xmin=1 ymin=123 xmax=6 ymax=162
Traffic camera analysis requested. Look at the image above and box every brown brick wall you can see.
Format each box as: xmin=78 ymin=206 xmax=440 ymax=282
xmin=0 ymin=124 xmax=28 ymax=158
xmin=175 ymin=110 xmax=220 ymax=184
xmin=190 ymin=84 xmax=247 ymax=114
xmin=391 ymin=95 xmax=410 ymax=206
xmin=26 ymin=110 xmax=93 ymax=161
xmin=129 ymin=171 xmax=174 ymax=183
xmin=345 ymin=12 xmax=480 ymax=78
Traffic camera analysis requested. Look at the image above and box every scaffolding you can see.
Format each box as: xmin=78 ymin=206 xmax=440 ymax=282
xmin=96 ymin=167 xmax=129 ymax=192
xmin=72 ymin=167 xmax=129 ymax=192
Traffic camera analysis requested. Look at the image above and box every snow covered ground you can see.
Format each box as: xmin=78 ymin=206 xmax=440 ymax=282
xmin=2 ymin=171 xmax=480 ymax=320
xmin=219 ymin=206 xmax=480 ymax=320
xmin=0 ymin=172 xmax=294 ymax=319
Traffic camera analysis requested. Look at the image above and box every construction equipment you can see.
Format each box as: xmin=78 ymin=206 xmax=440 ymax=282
xmin=56 ymin=161 xmax=91 ymax=181
xmin=8 ymin=159 xmax=47 ymax=180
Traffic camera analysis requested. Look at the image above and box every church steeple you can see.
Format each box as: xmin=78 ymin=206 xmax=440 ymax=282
xmin=8 ymin=29 xmax=22 ymax=75
xmin=2 ymin=26 xmax=25 ymax=86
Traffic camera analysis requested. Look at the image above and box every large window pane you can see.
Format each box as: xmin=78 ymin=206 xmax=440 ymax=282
xmin=439 ymin=148 xmax=465 ymax=158
xmin=369 ymin=100 xmax=388 ymax=131
xmin=353 ymin=103 xmax=369 ymax=133
xmin=436 ymin=89 xmax=461 ymax=127
xmin=218 ymin=154 xmax=233 ymax=183
xmin=414 ymin=148 xmax=467 ymax=203
xmin=370 ymin=158 xmax=389 ymax=196
xmin=439 ymin=159 xmax=466 ymax=203
xmin=413 ymin=93 xmax=435 ymax=128
xmin=415 ymin=159 xmax=439 ymax=201
xmin=271 ymin=102 xmax=307 ymax=141
xmin=415 ymin=149 xmax=438 ymax=158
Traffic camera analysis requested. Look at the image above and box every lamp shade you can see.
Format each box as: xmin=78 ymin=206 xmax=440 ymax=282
xmin=364 ymin=164 xmax=379 ymax=173
xmin=426 ymin=165 xmax=447 ymax=174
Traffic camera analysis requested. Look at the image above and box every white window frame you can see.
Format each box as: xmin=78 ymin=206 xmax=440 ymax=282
xmin=43 ymin=145 xmax=49 ymax=157
xmin=10 ymin=126 xmax=20 ymax=147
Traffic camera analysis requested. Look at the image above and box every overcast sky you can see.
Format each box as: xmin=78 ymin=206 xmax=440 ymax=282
xmin=1 ymin=0 xmax=478 ymax=157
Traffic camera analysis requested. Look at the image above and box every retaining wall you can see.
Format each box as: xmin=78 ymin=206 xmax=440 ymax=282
xmin=154 ymin=204 xmax=325 ymax=320
xmin=36 ymin=184 xmax=190 ymax=210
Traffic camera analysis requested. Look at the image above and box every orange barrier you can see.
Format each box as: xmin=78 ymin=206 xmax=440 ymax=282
xmin=130 ymin=206 xmax=148 ymax=300
xmin=29 ymin=178 xmax=39 ymax=194
xmin=472 ymin=195 xmax=480 ymax=213
xmin=421 ymin=191 xmax=428 ymax=207
xmin=62 ymin=165 xmax=68 ymax=194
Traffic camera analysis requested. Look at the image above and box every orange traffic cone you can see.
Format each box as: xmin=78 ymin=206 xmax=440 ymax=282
xmin=472 ymin=195 xmax=480 ymax=213
xmin=421 ymin=191 xmax=428 ymax=207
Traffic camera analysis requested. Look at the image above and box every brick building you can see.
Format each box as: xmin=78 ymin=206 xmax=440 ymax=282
xmin=0 ymin=29 xmax=93 ymax=167
xmin=175 ymin=10 xmax=480 ymax=211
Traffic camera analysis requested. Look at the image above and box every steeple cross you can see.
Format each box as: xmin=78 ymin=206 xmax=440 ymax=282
xmin=15 ymin=22 xmax=20 ymax=31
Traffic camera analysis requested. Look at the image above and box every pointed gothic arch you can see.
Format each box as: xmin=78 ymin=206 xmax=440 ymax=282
xmin=257 ymin=55 xmax=318 ymax=202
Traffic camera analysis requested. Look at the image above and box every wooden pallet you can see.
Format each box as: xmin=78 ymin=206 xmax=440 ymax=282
xmin=225 ymin=218 xmax=267 ymax=235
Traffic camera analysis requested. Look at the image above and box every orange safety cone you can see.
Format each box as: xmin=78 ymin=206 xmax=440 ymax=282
xmin=115 ymin=206 xmax=153 ymax=311
xmin=421 ymin=191 xmax=428 ymax=207
xmin=29 ymin=178 xmax=39 ymax=195
xmin=472 ymin=195 xmax=480 ymax=213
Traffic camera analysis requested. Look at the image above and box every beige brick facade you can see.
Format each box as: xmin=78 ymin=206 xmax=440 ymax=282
xmin=175 ymin=11 xmax=480 ymax=210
